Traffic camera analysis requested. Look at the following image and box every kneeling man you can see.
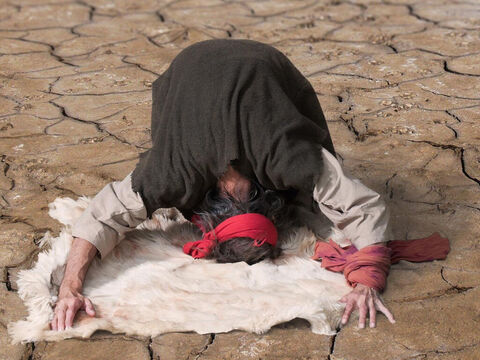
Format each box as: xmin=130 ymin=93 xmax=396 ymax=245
xmin=51 ymin=38 xmax=394 ymax=332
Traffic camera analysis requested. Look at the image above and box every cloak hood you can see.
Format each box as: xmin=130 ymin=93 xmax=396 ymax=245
xmin=131 ymin=39 xmax=335 ymax=218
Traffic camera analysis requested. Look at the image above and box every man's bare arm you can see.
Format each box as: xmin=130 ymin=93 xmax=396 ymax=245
xmin=313 ymin=148 xmax=394 ymax=328
xmin=50 ymin=237 xmax=98 ymax=331
xmin=50 ymin=172 xmax=147 ymax=331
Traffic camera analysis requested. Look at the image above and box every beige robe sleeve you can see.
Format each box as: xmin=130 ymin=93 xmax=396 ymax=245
xmin=71 ymin=171 xmax=147 ymax=259
xmin=313 ymin=148 xmax=391 ymax=250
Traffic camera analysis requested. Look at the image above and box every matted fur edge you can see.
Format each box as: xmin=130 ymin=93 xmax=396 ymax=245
xmin=8 ymin=197 xmax=350 ymax=344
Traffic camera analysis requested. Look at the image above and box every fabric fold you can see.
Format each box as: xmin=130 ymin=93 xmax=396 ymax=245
xmin=312 ymin=232 xmax=450 ymax=292
xmin=183 ymin=213 xmax=278 ymax=258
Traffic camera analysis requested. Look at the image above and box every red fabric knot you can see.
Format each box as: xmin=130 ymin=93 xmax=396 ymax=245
xmin=183 ymin=213 xmax=278 ymax=259
xmin=312 ymin=232 xmax=450 ymax=292
xmin=182 ymin=238 xmax=217 ymax=259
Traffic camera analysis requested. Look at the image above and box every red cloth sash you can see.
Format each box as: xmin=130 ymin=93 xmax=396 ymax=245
xmin=312 ymin=232 xmax=450 ymax=292
xmin=183 ymin=213 xmax=278 ymax=259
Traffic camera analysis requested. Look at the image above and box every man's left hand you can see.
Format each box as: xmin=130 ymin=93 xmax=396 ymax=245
xmin=339 ymin=283 xmax=395 ymax=328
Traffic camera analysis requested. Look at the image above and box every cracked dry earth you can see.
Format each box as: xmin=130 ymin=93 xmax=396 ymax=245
xmin=0 ymin=0 xmax=479 ymax=359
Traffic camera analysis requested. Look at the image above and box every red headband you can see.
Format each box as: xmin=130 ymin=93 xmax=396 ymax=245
xmin=183 ymin=213 xmax=278 ymax=259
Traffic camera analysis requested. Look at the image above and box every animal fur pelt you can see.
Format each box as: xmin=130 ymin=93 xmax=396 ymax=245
xmin=8 ymin=197 xmax=352 ymax=344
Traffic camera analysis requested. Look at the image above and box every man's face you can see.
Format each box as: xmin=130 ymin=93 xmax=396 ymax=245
xmin=217 ymin=165 xmax=252 ymax=202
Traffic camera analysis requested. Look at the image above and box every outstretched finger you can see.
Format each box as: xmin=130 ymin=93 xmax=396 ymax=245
xmin=50 ymin=315 xmax=58 ymax=331
xmin=341 ymin=301 xmax=354 ymax=325
xmin=368 ymin=296 xmax=376 ymax=328
xmin=83 ymin=297 xmax=96 ymax=317
xmin=65 ymin=307 xmax=76 ymax=329
xmin=375 ymin=297 xmax=395 ymax=324
xmin=358 ymin=303 xmax=367 ymax=329
xmin=57 ymin=306 xmax=66 ymax=331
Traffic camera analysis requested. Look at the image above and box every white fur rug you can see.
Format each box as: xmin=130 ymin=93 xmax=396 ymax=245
xmin=8 ymin=197 xmax=351 ymax=344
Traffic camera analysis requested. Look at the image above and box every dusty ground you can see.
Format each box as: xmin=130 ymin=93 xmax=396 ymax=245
xmin=1 ymin=0 xmax=479 ymax=359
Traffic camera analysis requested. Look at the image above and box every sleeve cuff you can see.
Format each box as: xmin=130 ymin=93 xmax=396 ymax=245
xmin=71 ymin=217 xmax=117 ymax=260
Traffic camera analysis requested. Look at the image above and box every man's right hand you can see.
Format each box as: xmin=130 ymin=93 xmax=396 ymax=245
xmin=50 ymin=287 xmax=96 ymax=331
xmin=50 ymin=237 xmax=98 ymax=331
